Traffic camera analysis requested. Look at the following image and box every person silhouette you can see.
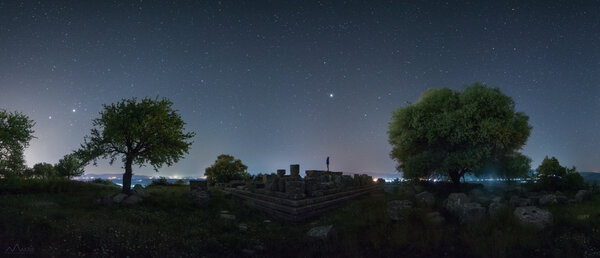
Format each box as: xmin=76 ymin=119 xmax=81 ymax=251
xmin=326 ymin=156 xmax=330 ymax=172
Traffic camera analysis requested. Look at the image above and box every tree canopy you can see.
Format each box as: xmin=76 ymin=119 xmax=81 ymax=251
xmin=76 ymin=97 xmax=195 ymax=193
xmin=387 ymin=83 xmax=532 ymax=185
xmin=204 ymin=154 xmax=249 ymax=186
xmin=0 ymin=109 xmax=35 ymax=177
xmin=536 ymin=156 xmax=583 ymax=191
xmin=32 ymin=162 xmax=56 ymax=179
xmin=55 ymin=154 xmax=85 ymax=179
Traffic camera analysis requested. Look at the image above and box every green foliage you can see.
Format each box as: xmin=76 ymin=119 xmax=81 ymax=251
xmin=75 ymin=97 xmax=195 ymax=193
xmin=0 ymin=109 xmax=35 ymax=177
xmin=477 ymin=151 xmax=532 ymax=180
xmin=90 ymin=178 xmax=118 ymax=186
xmin=149 ymin=176 xmax=170 ymax=186
xmin=388 ymin=83 xmax=531 ymax=184
xmin=175 ymin=179 xmax=185 ymax=185
xmin=536 ymin=156 xmax=584 ymax=191
xmin=204 ymin=154 xmax=249 ymax=185
xmin=537 ymin=156 xmax=567 ymax=177
xmin=33 ymin=162 xmax=57 ymax=179
xmin=55 ymin=154 xmax=85 ymax=179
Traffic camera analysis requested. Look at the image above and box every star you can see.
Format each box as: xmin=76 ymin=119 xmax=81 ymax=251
xmin=329 ymin=93 xmax=334 ymax=98
xmin=72 ymin=109 xmax=76 ymax=113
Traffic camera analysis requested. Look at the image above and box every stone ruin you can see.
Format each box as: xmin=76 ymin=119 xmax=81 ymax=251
xmin=189 ymin=180 xmax=210 ymax=206
xmin=225 ymin=164 xmax=382 ymax=222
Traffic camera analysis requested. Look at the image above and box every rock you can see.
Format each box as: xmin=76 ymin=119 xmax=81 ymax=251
xmin=238 ymin=223 xmax=248 ymax=231
xmin=538 ymin=194 xmax=557 ymax=206
xmin=285 ymin=180 xmax=306 ymax=200
xmin=514 ymin=206 xmax=552 ymax=230
xmin=112 ymin=193 xmax=128 ymax=204
xmin=555 ymin=192 xmax=568 ymax=204
xmin=460 ymin=202 xmax=486 ymax=224
xmin=387 ymin=200 xmax=414 ymax=221
xmin=263 ymin=219 xmax=271 ymax=223
xmin=444 ymin=193 xmax=470 ymax=216
xmin=509 ymin=195 xmax=531 ymax=207
xmin=95 ymin=196 xmax=114 ymax=205
xmin=236 ymin=185 xmax=247 ymax=190
xmin=425 ymin=211 xmax=445 ymax=225
xmin=576 ymin=190 xmax=590 ymax=202
xmin=415 ymin=191 xmax=435 ymax=207
xmin=221 ymin=213 xmax=236 ymax=220
xmin=121 ymin=194 xmax=143 ymax=205
xmin=488 ymin=201 xmax=506 ymax=217
xmin=306 ymin=225 xmax=336 ymax=241
xmin=132 ymin=184 xmax=148 ymax=197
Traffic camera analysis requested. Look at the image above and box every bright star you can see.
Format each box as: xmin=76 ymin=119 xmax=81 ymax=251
xmin=72 ymin=109 xmax=76 ymax=113
xmin=329 ymin=93 xmax=334 ymax=98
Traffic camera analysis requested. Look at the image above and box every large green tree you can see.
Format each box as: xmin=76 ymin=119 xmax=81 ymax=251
xmin=76 ymin=97 xmax=195 ymax=194
xmin=32 ymin=162 xmax=57 ymax=179
xmin=55 ymin=154 xmax=85 ymax=179
xmin=204 ymin=154 xmax=249 ymax=186
xmin=388 ymin=83 xmax=531 ymax=185
xmin=0 ymin=109 xmax=35 ymax=177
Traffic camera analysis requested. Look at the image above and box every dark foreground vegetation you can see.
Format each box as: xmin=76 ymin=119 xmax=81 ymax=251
xmin=1 ymin=179 xmax=600 ymax=257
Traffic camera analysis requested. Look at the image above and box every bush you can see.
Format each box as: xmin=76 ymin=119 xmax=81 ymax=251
xmin=175 ymin=179 xmax=185 ymax=185
xmin=149 ymin=177 xmax=170 ymax=186
xmin=90 ymin=178 xmax=118 ymax=186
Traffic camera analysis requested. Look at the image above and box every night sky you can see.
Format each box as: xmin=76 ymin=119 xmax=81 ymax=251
xmin=1 ymin=1 xmax=599 ymax=178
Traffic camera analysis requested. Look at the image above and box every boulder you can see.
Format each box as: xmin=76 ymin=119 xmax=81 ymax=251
xmin=387 ymin=200 xmax=414 ymax=221
xmin=132 ymin=184 xmax=148 ymax=197
xmin=509 ymin=195 xmax=531 ymax=207
xmin=575 ymin=190 xmax=591 ymax=202
xmin=238 ymin=223 xmax=248 ymax=231
xmin=488 ymin=201 xmax=506 ymax=217
xmin=112 ymin=193 xmax=128 ymax=204
xmin=555 ymin=192 xmax=568 ymax=204
xmin=121 ymin=194 xmax=143 ymax=205
xmin=538 ymin=194 xmax=558 ymax=206
xmin=514 ymin=206 xmax=552 ymax=230
xmin=306 ymin=225 xmax=336 ymax=241
xmin=444 ymin=193 xmax=470 ymax=216
xmin=415 ymin=191 xmax=435 ymax=207
xmin=460 ymin=202 xmax=486 ymax=224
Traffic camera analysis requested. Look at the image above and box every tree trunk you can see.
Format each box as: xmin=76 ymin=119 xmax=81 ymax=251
xmin=449 ymin=170 xmax=462 ymax=191
xmin=122 ymin=156 xmax=133 ymax=194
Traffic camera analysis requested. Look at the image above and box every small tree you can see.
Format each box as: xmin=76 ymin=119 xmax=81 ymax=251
xmin=33 ymin=162 xmax=57 ymax=179
xmin=204 ymin=154 xmax=249 ymax=186
xmin=76 ymin=97 xmax=195 ymax=194
xmin=388 ymin=83 xmax=532 ymax=186
xmin=55 ymin=154 xmax=85 ymax=179
xmin=536 ymin=156 xmax=583 ymax=191
xmin=0 ymin=110 xmax=35 ymax=177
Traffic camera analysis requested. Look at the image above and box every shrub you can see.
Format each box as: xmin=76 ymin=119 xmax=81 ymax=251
xmin=149 ymin=177 xmax=170 ymax=186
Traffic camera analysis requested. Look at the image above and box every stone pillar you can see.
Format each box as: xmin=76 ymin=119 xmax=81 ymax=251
xmin=277 ymin=169 xmax=286 ymax=177
xmin=290 ymin=164 xmax=300 ymax=178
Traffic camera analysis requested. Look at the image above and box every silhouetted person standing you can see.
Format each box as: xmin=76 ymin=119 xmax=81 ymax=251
xmin=326 ymin=156 xmax=330 ymax=172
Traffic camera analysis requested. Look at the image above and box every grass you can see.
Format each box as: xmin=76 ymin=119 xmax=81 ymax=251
xmin=1 ymin=180 xmax=600 ymax=257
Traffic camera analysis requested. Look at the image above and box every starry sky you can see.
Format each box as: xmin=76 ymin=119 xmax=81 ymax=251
xmin=1 ymin=1 xmax=599 ymax=178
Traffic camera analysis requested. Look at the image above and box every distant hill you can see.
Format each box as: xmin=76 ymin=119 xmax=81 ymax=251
xmin=579 ymin=172 xmax=600 ymax=182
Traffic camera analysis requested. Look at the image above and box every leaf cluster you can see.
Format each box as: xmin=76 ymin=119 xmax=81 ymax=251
xmin=388 ymin=83 xmax=531 ymax=181
xmin=0 ymin=109 xmax=35 ymax=176
xmin=76 ymin=97 xmax=195 ymax=171
xmin=204 ymin=154 xmax=249 ymax=185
